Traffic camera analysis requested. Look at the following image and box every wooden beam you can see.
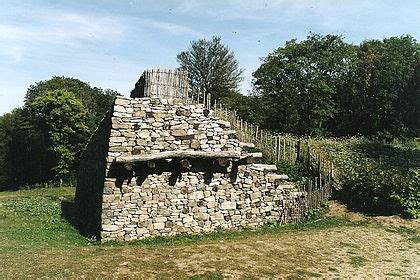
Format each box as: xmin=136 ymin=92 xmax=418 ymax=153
xmin=239 ymin=142 xmax=255 ymax=150
xmin=238 ymin=152 xmax=262 ymax=164
xmin=115 ymin=150 xmax=241 ymax=163
xmin=124 ymin=163 xmax=134 ymax=171
xmin=215 ymin=158 xmax=230 ymax=167
xmin=147 ymin=161 xmax=156 ymax=169
xmin=179 ymin=159 xmax=191 ymax=171
xmin=249 ymin=164 xmax=277 ymax=172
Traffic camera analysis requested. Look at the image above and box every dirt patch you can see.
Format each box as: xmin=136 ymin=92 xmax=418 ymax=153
xmin=325 ymin=200 xmax=367 ymax=222
xmin=1 ymin=223 xmax=418 ymax=278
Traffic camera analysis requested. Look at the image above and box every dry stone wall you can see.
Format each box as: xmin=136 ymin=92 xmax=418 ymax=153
xmin=95 ymin=96 xmax=306 ymax=241
xmin=102 ymin=165 xmax=304 ymax=241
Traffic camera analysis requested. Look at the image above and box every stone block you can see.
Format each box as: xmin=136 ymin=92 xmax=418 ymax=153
xmin=171 ymin=129 xmax=187 ymax=137
xmin=102 ymin=224 xmax=118 ymax=231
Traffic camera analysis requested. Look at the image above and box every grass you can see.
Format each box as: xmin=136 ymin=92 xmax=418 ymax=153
xmin=288 ymin=270 xmax=322 ymax=278
xmin=349 ymin=256 xmax=368 ymax=268
xmin=385 ymin=226 xmax=420 ymax=243
xmin=0 ymin=186 xmax=366 ymax=254
xmin=188 ymin=272 xmax=224 ymax=280
xmin=0 ymin=186 xmax=418 ymax=278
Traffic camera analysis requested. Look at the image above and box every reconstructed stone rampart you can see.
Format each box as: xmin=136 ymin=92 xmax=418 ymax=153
xmin=76 ymin=70 xmax=306 ymax=242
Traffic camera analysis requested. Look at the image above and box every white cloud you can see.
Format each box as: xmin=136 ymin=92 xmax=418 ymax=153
xmin=136 ymin=18 xmax=203 ymax=37
xmin=0 ymin=8 xmax=126 ymax=63
xmin=0 ymin=44 xmax=24 ymax=62
xmin=49 ymin=12 xmax=125 ymax=40
xmin=0 ymin=24 xmax=28 ymax=40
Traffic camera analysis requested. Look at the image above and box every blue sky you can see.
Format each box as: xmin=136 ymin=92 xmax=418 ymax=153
xmin=1 ymin=0 xmax=419 ymax=114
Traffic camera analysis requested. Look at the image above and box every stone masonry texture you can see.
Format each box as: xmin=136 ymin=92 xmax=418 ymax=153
xmin=76 ymin=70 xmax=306 ymax=242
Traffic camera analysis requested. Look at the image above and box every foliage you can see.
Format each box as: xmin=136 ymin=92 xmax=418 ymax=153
xmin=177 ymin=36 xmax=244 ymax=102
xmin=253 ymin=33 xmax=356 ymax=135
xmin=0 ymin=76 xmax=118 ymax=190
xmin=25 ymin=76 xmax=117 ymax=131
xmin=26 ymin=90 xmax=89 ymax=182
xmin=219 ymin=92 xmax=267 ymax=126
xmin=318 ymin=138 xmax=420 ymax=218
xmin=0 ymin=108 xmax=49 ymax=187
xmin=251 ymin=34 xmax=420 ymax=138
xmin=337 ymin=36 xmax=420 ymax=138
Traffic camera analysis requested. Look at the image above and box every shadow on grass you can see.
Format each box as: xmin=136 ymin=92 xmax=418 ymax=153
xmin=61 ymin=199 xmax=99 ymax=240
xmin=331 ymin=190 xmax=403 ymax=218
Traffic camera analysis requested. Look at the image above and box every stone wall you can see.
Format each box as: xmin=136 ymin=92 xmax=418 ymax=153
xmin=96 ymin=96 xmax=306 ymax=241
xmin=101 ymin=165 xmax=304 ymax=241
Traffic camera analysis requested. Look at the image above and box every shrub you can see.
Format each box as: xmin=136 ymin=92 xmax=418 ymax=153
xmin=319 ymin=138 xmax=420 ymax=218
xmin=338 ymin=160 xmax=419 ymax=218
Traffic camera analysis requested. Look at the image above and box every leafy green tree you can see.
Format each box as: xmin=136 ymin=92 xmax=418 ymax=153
xmin=343 ymin=36 xmax=420 ymax=138
xmin=177 ymin=36 xmax=244 ymax=102
xmin=27 ymin=90 xmax=89 ymax=183
xmin=1 ymin=77 xmax=118 ymax=189
xmin=25 ymin=76 xmax=117 ymax=131
xmin=253 ymin=33 xmax=356 ymax=135
xmin=0 ymin=109 xmax=48 ymax=189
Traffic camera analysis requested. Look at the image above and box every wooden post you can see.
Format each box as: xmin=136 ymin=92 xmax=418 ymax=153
xmin=179 ymin=159 xmax=191 ymax=171
xmin=147 ymin=161 xmax=156 ymax=169
xmin=283 ymin=137 xmax=286 ymax=161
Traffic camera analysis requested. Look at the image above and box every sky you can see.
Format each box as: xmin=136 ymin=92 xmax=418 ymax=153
xmin=1 ymin=0 xmax=419 ymax=114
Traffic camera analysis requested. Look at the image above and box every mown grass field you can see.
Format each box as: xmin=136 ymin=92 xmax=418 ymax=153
xmin=0 ymin=187 xmax=418 ymax=278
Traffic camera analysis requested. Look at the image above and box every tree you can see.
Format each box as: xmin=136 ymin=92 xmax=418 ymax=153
xmin=0 ymin=77 xmax=119 ymax=189
xmin=253 ymin=33 xmax=357 ymax=135
xmin=27 ymin=90 xmax=89 ymax=183
xmin=342 ymin=36 xmax=420 ymax=138
xmin=25 ymin=76 xmax=117 ymax=131
xmin=0 ymin=109 xmax=49 ymax=189
xmin=177 ymin=36 xmax=244 ymax=102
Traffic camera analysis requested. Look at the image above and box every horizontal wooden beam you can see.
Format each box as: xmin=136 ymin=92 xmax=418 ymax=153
xmin=249 ymin=164 xmax=277 ymax=172
xmin=238 ymin=152 xmax=263 ymax=164
xmin=239 ymin=142 xmax=255 ymax=150
xmin=115 ymin=150 xmax=241 ymax=163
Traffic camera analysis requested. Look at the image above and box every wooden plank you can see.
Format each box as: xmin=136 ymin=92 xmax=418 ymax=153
xmin=116 ymin=150 xmax=241 ymax=163
xmin=239 ymin=152 xmax=262 ymax=163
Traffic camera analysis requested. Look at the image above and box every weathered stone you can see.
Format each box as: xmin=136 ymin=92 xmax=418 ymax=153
xmin=153 ymin=222 xmax=165 ymax=230
xmin=171 ymin=129 xmax=187 ymax=137
xmin=221 ymin=201 xmax=236 ymax=210
xmin=114 ymin=98 xmax=130 ymax=106
xmin=102 ymin=224 xmax=119 ymax=231
xmin=138 ymin=131 xmax=150 ymax=139
xmin=190 ymin=139 xmax=201 ymax=149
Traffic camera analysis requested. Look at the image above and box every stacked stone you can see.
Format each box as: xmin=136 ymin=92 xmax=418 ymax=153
xmin=106 ymin=96 xmax=240 ymax=168
xmin=99 ymin=96 xmax=306 ymax=241
xmin=101 ymin=164 xmax=304 ymax=241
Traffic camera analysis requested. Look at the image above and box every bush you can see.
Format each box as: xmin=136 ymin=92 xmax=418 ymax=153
xmin=319 ymin=138 xmax=420 ymax=218
xmin=338 ymin=160 xmax=419 ymax=218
